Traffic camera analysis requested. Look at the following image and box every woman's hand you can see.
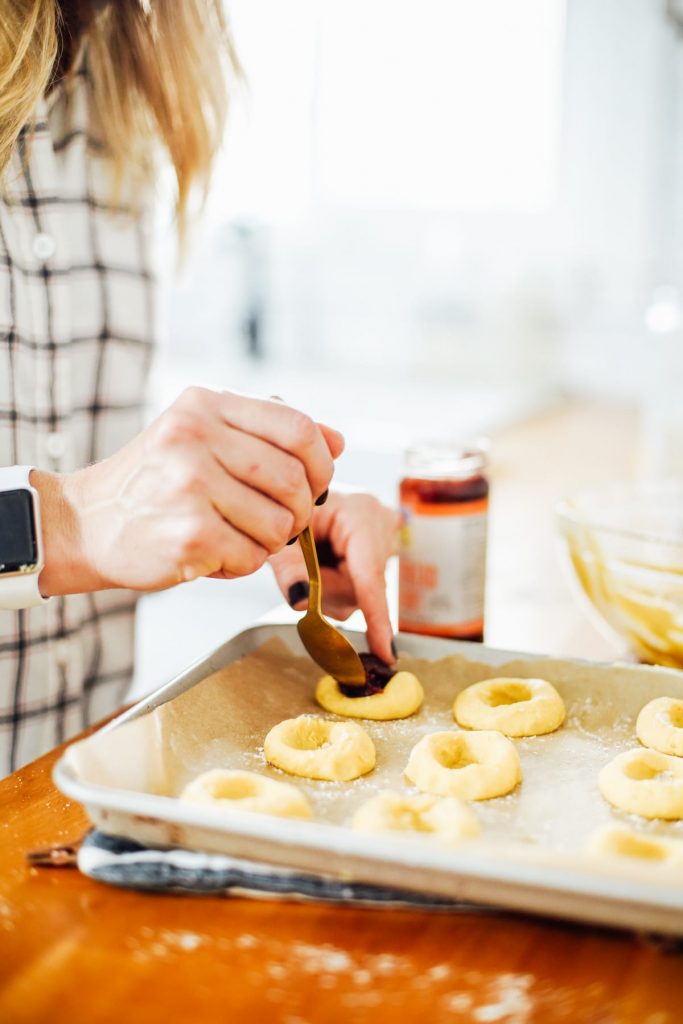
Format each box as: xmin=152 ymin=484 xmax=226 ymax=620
xmin=35 ymin=388 xmax=344 ymax=596
xmin=268 ymin=491 xmax=401 ymax=664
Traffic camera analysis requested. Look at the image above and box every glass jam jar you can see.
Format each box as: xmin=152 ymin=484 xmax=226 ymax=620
xmin=399 ymin=442 xmax=489 ymax=641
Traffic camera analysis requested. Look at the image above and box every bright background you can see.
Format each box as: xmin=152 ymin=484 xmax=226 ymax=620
xmin=132 ymin=0 xmax=683 ymax=696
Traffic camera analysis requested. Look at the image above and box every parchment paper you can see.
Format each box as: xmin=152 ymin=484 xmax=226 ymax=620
xmin=71 ymin=637 xmax=683 ymax=855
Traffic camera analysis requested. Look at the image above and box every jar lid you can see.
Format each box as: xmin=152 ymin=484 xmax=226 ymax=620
xmin=403 ymin=439 xmax=489 ymax=480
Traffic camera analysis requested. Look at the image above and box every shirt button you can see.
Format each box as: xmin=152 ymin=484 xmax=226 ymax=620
xmin=33 ymin=232 xmax=56 ymax=261
xmin=45 ymin=431 xmax=66 ymax=460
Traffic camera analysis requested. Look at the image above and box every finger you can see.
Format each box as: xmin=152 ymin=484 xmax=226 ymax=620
xmin=317 ymin=422 xmax=345 ymax=459
xmin=319 ymin=600 xmax=356 ymax=622
xmin=209 ymin=473 xmax=294 ymax=555
xmin=218 ymin=392 xmax=337 ymax=500
xmin=269 ymin=544 xmax=310 ymax=609
xmin=214 ymin=523 xmax=270 ymax=579
xmin=179 ymin=512 xmax=269 ymax=581
xmin=318 ymin=567 xmax=357 ymax=621
xmin=343 ymin=532 xmax=395 ymax=663
xmin=211 ymin=427 xmax=314 ymax=534
xmin=268 ymin=391 xmax=344 ymax=459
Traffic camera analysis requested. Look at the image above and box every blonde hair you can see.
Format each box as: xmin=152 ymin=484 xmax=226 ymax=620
xmin=1 ymin=0 xmax=238 ymax=236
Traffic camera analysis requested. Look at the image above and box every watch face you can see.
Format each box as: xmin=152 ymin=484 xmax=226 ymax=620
xmin=0 ymin=489 xmax=38 ymax=574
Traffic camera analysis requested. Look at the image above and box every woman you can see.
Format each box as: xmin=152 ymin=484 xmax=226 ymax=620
xmin=0 ymin=1 xmax=399 ymax=774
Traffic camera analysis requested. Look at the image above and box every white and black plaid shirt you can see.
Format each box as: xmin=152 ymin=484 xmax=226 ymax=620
xmin=0 ymin=66 xmax=156 ymax=774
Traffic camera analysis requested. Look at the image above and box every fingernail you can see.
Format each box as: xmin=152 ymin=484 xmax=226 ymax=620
xmin=286 ymin=535 xmax=299 ymax=546
xmin=287 ymin=581 xmax=310 ymax=607
xmin=315 ymin=489 xmax=329 ymax=506
xmin=390 ymin=637 xmax=399 ymax=659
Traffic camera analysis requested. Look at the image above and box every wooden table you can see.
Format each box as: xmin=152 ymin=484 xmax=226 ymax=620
xmin=1 ymin=402 xmax=681 ymax=1024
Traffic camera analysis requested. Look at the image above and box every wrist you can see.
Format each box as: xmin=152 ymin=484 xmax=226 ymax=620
xmin=32 ymin=469 xmax=105 ymax=597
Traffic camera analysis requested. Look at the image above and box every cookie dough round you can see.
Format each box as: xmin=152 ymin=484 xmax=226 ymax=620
xmin=264 ymin=715 xmax=376 ymax=782
xmin=598 ymin=748 xmax=683 ymax=819
xmin=352 ymin=790 xmax=480 ymax=845
xmin=636 ymin=697 xmax=683 ymax=757
xmin=586 ymin=823 xmax=683 ymax=866
xmin=453 ymin=676 xmax=565 ymax=737
xmin=179 ymin=769 xmax=312 ymax=819
xmin=315 ymin=671 xmax=424 ymax=720
xmin=404 ymin=730 xmax=521 ymax=800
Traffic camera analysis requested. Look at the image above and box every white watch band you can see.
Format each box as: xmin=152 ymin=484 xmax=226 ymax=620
xmin=0 ymin=465 xmax=48 ymax=610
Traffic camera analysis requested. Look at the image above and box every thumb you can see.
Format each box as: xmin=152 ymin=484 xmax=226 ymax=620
xmin=269 ymin=545 xmax=310 ymax=609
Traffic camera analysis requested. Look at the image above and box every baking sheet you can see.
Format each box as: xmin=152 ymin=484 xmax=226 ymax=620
xmin=55 ymin=626 xmax=683 ymax=934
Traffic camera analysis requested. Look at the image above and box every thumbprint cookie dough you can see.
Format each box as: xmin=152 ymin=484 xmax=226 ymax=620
xmin=352 ymin=790 xmax=480 ymax=845
xmin=315 ymin=671 xmax=424 ymax=720
xmin=586 ymin=823 xmax=683 ymax=867
xmin=405 ymin=730 xmax=521 ymax=800
xmin=636 ymin=697 xmax=683 ymax=758
xmin=179 ymin=769 xmax=312 ymax=819
xmin=264 ymin=715 xmax=376 ymax=782
xmin=598 ymin=748 xmax=683 ymax=819
xmin=453 ymin=677 xmax=565 ymax=737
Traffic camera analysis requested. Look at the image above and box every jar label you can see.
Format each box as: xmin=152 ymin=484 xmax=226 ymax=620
xmin=399 ymin=510 xmax=487 ymax=635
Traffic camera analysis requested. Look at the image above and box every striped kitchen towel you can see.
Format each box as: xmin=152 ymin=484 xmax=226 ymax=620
xmin=77 ymin=830 xmax=482 ymax=909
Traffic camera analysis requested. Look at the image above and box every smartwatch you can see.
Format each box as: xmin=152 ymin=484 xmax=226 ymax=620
xmin=0 ymin=466 xmax=48 ymax=610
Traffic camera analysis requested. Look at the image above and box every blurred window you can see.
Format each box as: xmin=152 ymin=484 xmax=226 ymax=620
xmin=219 ymin=0 xmax=566 ymax=219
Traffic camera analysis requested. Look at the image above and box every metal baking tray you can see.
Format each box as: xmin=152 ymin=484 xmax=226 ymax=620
xmin=54 ymin=624 xmax=683 ymax=935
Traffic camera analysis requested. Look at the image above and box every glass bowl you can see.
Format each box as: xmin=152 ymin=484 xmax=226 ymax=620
xmin=556 ymin=482 xmax=683 ymax=669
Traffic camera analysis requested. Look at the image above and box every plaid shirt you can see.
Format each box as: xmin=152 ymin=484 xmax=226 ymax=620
xmin=0 ymin=67 xmax=156 ymax=774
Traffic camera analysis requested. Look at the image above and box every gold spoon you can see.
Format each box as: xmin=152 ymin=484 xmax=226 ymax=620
xmin=297 ymin=526 xmax=366 ymax=687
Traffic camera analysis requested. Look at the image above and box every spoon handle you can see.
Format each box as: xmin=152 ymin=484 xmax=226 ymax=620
xmin=298 ymin=526 xmax=323 ymax=613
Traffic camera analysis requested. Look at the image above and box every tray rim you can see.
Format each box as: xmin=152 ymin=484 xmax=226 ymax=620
xmin=54 ymin=623 xmax=683 ymax=935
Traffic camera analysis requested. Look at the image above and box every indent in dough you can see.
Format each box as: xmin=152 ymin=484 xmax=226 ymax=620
xmin=636 ymin=697 xmax=683 ymax=758
xmin=264 ymin=714 xmax=376 ymax=782
xmin=598 ymin=748 xmax=683 ymax=819
xmin=179 ymin=769 xmax=312 ymax=818
xmin=585 ymin=823 xmax=683 ymax=867
xmin=315 ymin=670 xmax=424 ymax=720
xmin=453 ymin=676 xmax=565 ymax=737
xmin=404 ymin=730 xmax=521 ymax=800
xmin=352 ymin=790 xmax=480 ymax=845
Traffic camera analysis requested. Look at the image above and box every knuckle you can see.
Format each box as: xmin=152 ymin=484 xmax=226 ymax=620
xmin=178 ymin=385 xmax=211 ymax=411
xmin=267 ymin=508 xmax=295 ymax=551
xmin=223 ymin=536 xmax=267 ymax=578
xmin=155 ymin=412 xmax=186 ymax=448
xmin=279 ymin=457 xmax=307 ymax=497
xmin=240 ymin=544 xmax=268 ymax=575
xmin=291 ymin=508 xmax=309 ymax=536
xmin=287 ymin=410 xmax=317 ymax=449
xmin=173 ymin=463 xmax=205 ymax=497
xmin=176 ymin=518 xmax=207 ymax=562
xmin=156 ymin=409 xmax=204 ymax=448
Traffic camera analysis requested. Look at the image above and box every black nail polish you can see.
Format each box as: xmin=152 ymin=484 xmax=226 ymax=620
xmin=315 ymin=489 xmax=329 ymax=506
xmin=391 ymin=637 xmax=399 ymax=659
xmin=287 ymin=581 xmax=310 ymax=607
